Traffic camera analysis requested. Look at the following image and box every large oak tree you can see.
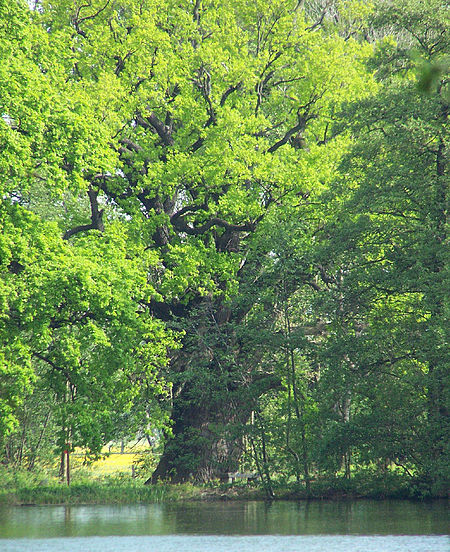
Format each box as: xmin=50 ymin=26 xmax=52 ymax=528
xmin=16 ymin=0 xmax=370 ymax=481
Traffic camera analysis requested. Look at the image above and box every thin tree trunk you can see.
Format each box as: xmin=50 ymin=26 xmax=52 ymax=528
xmin=28 ymin=410 xmax=51 ymax=471
xmin=285 ymin=303 xmax=311 ymax=494
xmin=255 ymin=410 xmax=274 ymax=498
xmin=17 ymin=411 xmax=28 ymax=467
xmin=66 ymin=449 xmax=70 ymax=486
xmin=285 ymin=343 xmax=301 ymax=483
xmin=59 ymin=450 xmax=65 ymax=481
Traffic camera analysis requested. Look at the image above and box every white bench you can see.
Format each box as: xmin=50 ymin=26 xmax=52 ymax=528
xmin=227 ymin=471 xmax=258 ymax=484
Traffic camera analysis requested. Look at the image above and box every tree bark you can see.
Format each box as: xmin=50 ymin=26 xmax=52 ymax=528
xmin=148 ymin=388 xmax=250 ymax=483
xmin=147 ymin=294 xmax=280 ymax=483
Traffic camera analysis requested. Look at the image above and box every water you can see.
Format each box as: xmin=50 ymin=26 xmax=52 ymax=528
xmin=0 ymin=535 xmax=448 ymax=552
xmin=0 ymin=500 xmax=448 ymax=551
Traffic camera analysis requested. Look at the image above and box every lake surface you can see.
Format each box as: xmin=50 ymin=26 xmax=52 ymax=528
xmin=0 ymin=500 xmax=448 ymax=551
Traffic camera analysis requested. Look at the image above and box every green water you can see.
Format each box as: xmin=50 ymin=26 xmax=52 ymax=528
xmin=0 ymin=500 xmax=448 ymax=551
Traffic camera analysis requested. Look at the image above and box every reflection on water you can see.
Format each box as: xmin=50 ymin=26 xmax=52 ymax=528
xmin=0 ymin=500 xmax=448 ymax=539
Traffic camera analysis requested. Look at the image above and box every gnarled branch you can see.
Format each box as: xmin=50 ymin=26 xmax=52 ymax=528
xmin=172 ymin=215 xmax=255 ymax=236
xmin=267 ymin=118 xmax=306 ymax=154
xmin=135 ymin=112 xmax=174 ymax=146
xmin=63 ymin=187 xmax=104 ymax=240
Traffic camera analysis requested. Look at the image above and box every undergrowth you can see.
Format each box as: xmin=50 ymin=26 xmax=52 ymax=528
xmin=0 ymin=466 xmax=444 ymax=505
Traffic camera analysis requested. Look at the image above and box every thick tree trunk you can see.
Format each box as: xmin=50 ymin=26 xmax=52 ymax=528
xmin=146 ymin=240 xmax=280 ymax=483
xmin=149 ymin=365 xmax=281 ymax=483
xmin=148 ymin=384 xmax=252 ymax=483
xmin=147 ymin=294 xmax=280 ymax=483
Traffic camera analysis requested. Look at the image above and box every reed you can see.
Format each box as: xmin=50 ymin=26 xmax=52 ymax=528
xmin=13 ymin=482 xmax=176 ymax=505
xmin=0 ymin=467 xmax=204 ymax=505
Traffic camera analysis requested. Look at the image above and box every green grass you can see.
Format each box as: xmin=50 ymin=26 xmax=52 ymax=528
xmin=0 ymin=477 xmax=201 ymax=505
xmin=0 ymin=466 xmax=196 ymax=505
xmin=14 ymin=482 xmax=176 ymax=505
xmin=0 ymin=466 xmax=441 ymax=505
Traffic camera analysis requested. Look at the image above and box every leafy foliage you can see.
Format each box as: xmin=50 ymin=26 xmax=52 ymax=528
xmin=0 ymin=0 xmax=447 ymax=495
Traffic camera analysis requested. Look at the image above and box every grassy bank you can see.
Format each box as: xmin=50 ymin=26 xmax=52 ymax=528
xmin=1 ymin=481 xmax=197 ymax=505
xmin=0 ymin=467 xmax=264 ymax=505
xmin=0 ymin=480 xmax=268 ymax=506
xmin=0 ymin=468 xmax=443 ymax=505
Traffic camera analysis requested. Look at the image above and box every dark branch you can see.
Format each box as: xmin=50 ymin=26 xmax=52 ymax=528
xmin=255 ymin=51 xmax=283 ymax=115
xmin=170 ymin=203 xmax=207 ymax=223
xmin=33 ymin=352 xmax=72 ymax=381
xmin=267 ymin=118 xmax=306 ymax=154
xmin=136 ymin=112 xmax=174 ymax=146
xmin=119 ymin=137 xmax=143 ymax=152
xmin=72 ymin=0 xmax=111 ymax=37
xmin=317 ymin=264 xmax=336 ymax=285
xmin=188 ymin=79 xmax=241 ymax=153
xmin=193 ymin=0 xmax=201 ymax=23
xmin=114 ymin=50 xmax=135 ymax=76
xmin=220 ymin=82 xmax=242 ymax=107
xmin=172 ymin=215 xmax=256 ymax=236
xmin=306 ymin=8 xmax=327 ymax=32
xmin=49 ymin=312 xmax=95 ymax=329
xmin=267 ymin=92 xmax=323 ymax=154
xmin=63 ymin=187 xmax=104 ymax=240
xmin=77 ymin=0 xmax=111 ymax=24
xmin=305 ymin=280 xmax=322 ymax=292
xmin=8 ymin=260 xmax=25 ymax=274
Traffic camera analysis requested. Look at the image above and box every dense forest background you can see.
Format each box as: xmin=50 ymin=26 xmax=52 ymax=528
xmin=0 ymin=0 xmax=448 ymax=497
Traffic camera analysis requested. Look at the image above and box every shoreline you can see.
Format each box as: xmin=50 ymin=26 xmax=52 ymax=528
xmin=1 ymin=480 xmax=446 ymax=506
